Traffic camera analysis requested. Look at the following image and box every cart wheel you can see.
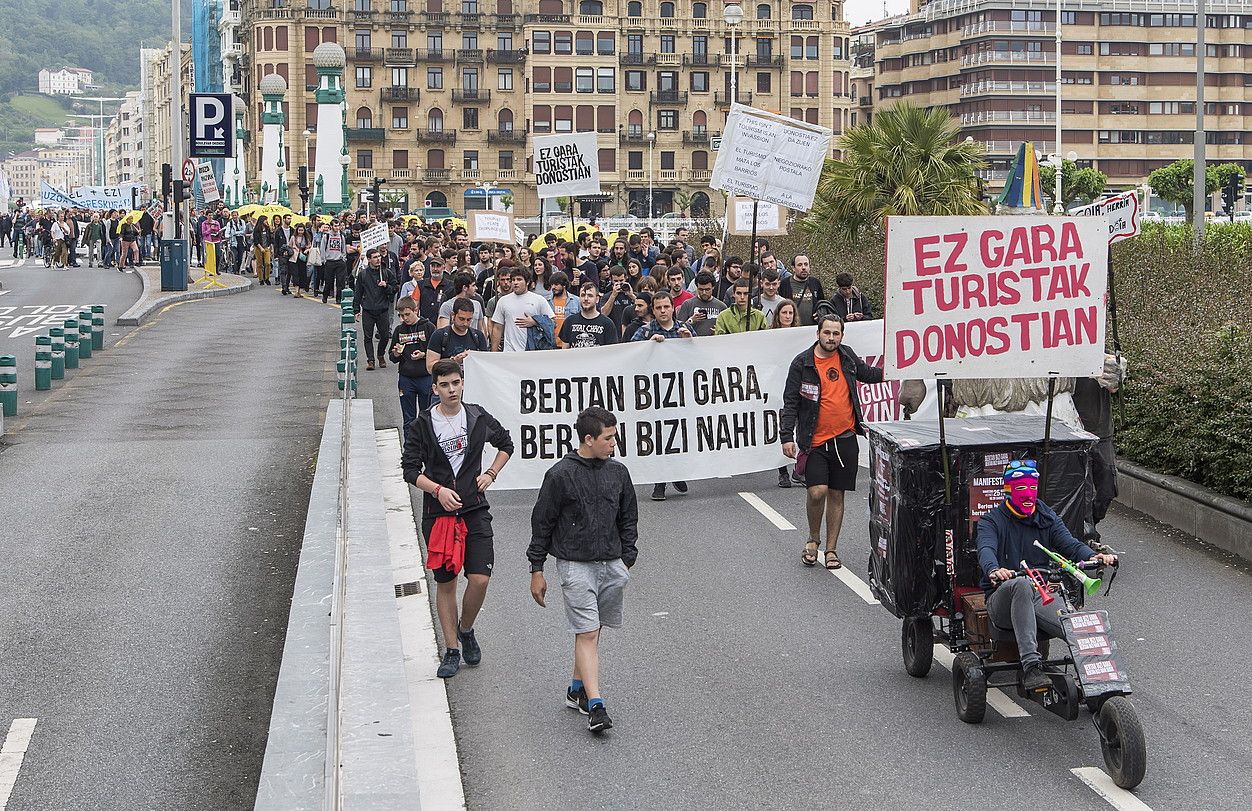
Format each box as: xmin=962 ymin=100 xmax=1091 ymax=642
xmin=1098 ymin=696 xmax=1147 ymax=790
xmin=952 ymin=652 xmax=987 ymax=724
xmin=901 ymin=617 xmax=934 ymax=678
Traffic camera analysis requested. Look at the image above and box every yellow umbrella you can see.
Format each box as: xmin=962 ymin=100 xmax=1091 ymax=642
xmin=239 ymin=204 xmax=293 ymax=220
xmin=530 ymin=220 xmax=615 ymax=253
xmin=120 ymin=209 xmax=145 ymax=225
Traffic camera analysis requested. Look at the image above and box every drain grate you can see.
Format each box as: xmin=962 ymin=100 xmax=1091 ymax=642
xmin=394 ymin=581 xmax=423 ymax=598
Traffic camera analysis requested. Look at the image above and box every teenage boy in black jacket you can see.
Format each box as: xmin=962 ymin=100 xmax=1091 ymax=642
xmin=354 ymin=248 xmax=398 ymax=370
xmin=402 ymin=359 xmax=514 ymax=679
xmin=388 ymin=296 xmax=436 ymax=429
xmin=528 ymin=407 xmax=639 ymax=734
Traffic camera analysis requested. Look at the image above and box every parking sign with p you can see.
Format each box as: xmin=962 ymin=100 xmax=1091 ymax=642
xmin=189 ymin=93 xmax=235 ymax=159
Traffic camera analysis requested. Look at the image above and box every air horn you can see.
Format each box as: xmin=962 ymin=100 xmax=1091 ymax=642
xmin=1033 ymin=540 xmax=1102 ymax=597
xmin=1021 ymin=560 xmax=1054 ymax=605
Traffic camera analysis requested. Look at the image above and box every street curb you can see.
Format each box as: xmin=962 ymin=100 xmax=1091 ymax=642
xmin=116 ymin=272 xmax=255 ymax=326
xmin=1115 ymin=458 xmax=1252 ymax=563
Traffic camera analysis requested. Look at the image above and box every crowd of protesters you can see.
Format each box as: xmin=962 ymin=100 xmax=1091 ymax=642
xmin=1 ymin=205 xmax=160 ymax=269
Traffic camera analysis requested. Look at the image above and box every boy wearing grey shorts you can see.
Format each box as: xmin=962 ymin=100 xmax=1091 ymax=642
xmin=529 ymin=407 xmax=639 ymax=734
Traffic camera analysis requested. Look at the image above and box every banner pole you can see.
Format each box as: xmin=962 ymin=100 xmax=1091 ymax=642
xmin=937 ymin=380 xmax=951 ymax=506
xmin=746 ymin=198 xmax=759 ymax=331
xmin=1039 ymin=375 xmax=1057 ymax=500
xmin=1106 ymin=253 xmax=1120 ymax=355
xmin=570 ymin=196 xmax=577 ymax=244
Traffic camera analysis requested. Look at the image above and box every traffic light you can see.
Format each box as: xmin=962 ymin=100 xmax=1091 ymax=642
xmin=369 ymin=176 xmax=386 ymax=206
xmin=298 ymin=165 xmax=309 ymax=192
xmin=161 ymin=163 xmax=173 ymax=201
xmin=174 ymin=179 xmax=192 ymax=204
xmin=1222 ymin=177 xmax=1241 ymax=221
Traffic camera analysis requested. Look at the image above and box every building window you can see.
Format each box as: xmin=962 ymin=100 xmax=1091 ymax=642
xmin=576 ymin=31 xmax=594 ymax=55
xmin=462 ymin=67 xmax=479 ymax=89
xmin=792 ymin=3 xmax=814 ymax=19
xmin=461 ymin=0 xmax=477 ymax=12
xmin=660 ymin=1 xmax=674 ymax=16
xmin=692 ymin=150 xmax=708 ymax=170
xmin=554 ymin=66 xmax=572 ymax=92
xmin=1076 ymin=42 xmax=1093 ymax=54
xmin=598 ymin=148 xmax=615 ymax=171
xmin=628 ymin=150 xmax=643 ymax=170
xmin=597 ymin=31 xmax=615 ymax=53
xmin=464 ymin=150 xmax=479 ymax=170
xmin=533 ymin=66 xmax=551 ymax=92
xmin=391 ymin=31 xmax=407 ymax=48
xmin=355 ymin=30 xmax=371 ymax=50
xmin=356 ymin=107 xmax=373 ymax=128
xmin=756 ymin=3 xmax=770 ymax=19
xmin=357 ymin=149 xmax=373 ymax=169
xmin=579 ymin=0 xmax=603 ymax=12
xmin=463 ymin=32 xmax=478 ymax=49
xmin=692 ymin=2 xmax=706 ymax=17
xmin=576 ymin=104 xmax=595 ymax=131
xmin=428 ymin=108 xmax=445 ymax=131
xmin=597 ymin=104 xmax=615 ymax=132
xmin=661 ymin=35 xmax=675 ymax=53
xmin=627 ymin=0 xmax=641 ymax=15
xmin=554 ymin=105 xmax=573 ymax=132
xmin=391 ymin=67 xmax=408 ymax=85
xmin=691 ymin=71 xmax=708 ymax=92
xmin=660 ymin=151 xmax=675 ymax=170
xmin=533 ymin=105 xmax=552 ymax=132
xmin=463 ymin=107 xmax=479 ymax=129
xmin=555 ymin=31 xmax=572 ymax=53
xmin=426 ymin=149 xmax=446 ymax=169
xmin=806 ymin=36 xmax=818 ymax=58
xmin=791 ymin=36 xmax=803 ymax=59
xmin=392 ymin=107 xmax=409 ymax=128
xmin=627 ymin=33 xmax=643 ymax=53
xmin=597 ymin=67 xmax=615 ymax=92
xmin=427 ymin=67 xmax=443 ymax=88
xmin=658 ymin=109 xmax=678 ymax=129
xmin=757 ymin=72 xmax=771 ymax=93
xmin=497 ymin=32 xmax=513 ymax=49
xmin=428 ymin=31 xmax=443 ymax=52
xmin=394 ymin=149 xmax=409 ymax=169
xmin=626 ymin=70 xmax=645 ymax=91
xmin=499 ymin=150 xmax=514 ymax=169
xmin=498 ymin=68 xmax=513 ymax=90
xmin=533 ymin=30 xmax=551 ymax=53
xmin=355 ymin=66 xmax=373 ymax=87
xmin=390 ymin=0 xmax=407 ymax=9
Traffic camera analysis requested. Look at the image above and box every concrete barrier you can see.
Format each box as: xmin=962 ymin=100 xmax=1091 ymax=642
xmin=1116 ymin=459 xmax=1252 ymax=563
xmin=255 ymin=399 xmax=422 ymax=810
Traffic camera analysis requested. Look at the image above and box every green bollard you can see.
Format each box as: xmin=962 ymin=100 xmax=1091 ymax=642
xmin=91 ymin=305 xmax=105 ymax=350
xmin=35 ymin=337 xmax=52 ymax=391
xmin=63 ymin=319 xmax=80 ymax=369
xmin=49 ymin=328 xmax=65 ymax=380
xmin=341 ymin=312 xmax=355 ymax=329
xmin=340 ymin=288 xmax=354 ymax=305
xmin=77 ymin=311 xmax=93 ymax=360
xmin=0 ymin=355 xmax=16 ymax=416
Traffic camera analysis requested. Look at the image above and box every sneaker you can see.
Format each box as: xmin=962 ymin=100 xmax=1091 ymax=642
xmin=458 ymin=627 xmax=481 ymax=666
xmin=1021 ymin=663 xmax=1050 ymax=692
xmin=437 ymin=649 xmax=461 ymax=679
xmin=378 ymin=358 xmax=388 ymax=369
xmin=778 ymin=470 xmax=792 ymax=488
xmin=566 ymin=685 xmax=589 ymax=715
xmin=791 ymin=470 xmax=806 ymax=485
xmin=673 ymin=481 xmax=688 ymax=494
xmin=651 ymin=484 xmax=666 ymax=501
xmin=365 ymin=360 xmax=376 ymax=371
xmin=587 ymin=704 xmax=613 ymax=733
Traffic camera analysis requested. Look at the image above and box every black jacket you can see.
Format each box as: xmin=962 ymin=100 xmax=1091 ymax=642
xmin=780 ymin=343 xmax=884 ymax=450
xmin=354 ymin=261 xmax=399 ymax=313
xmin=830 ymin=290 xmax=874 ymax=320
xmin=401 ymin=402 xmax=514 ymax=519
xmin=388 ymin=318 xmax=435 ymax=379
xmin=976 ymin=502 xmax=1095 ymax=596
xmin=528 ymin=453 xmax=639 ymax=572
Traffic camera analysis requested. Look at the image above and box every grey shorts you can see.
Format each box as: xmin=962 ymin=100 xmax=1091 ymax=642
xmin=555 ymin=558 xmax=630 ymax=635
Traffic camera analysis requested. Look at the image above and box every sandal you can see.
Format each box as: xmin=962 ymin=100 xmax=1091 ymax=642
xmin=825 ymin=550 xmax=842 ymax=570
xmin=801 ymin=541 xmax=819 ymax=567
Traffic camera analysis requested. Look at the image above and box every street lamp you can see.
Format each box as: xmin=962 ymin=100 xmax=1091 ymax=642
xmin=647 ymin=131 xmax=656 ymax=219
xmin=723 ymin=4 xmax=743 ymax=105
xmin=338 ymin=151 xmax=351 ymax=213
xmin=477 ymin=179 xmax=497 ymax=210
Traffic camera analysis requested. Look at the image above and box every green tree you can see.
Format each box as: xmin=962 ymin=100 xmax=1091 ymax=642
xmin=800 ymin=102 xmax=987 ymax=241
xmin=1038 ymin=159 xmax=1108 ymax=210
xmin=1148 ymin=159 xmax=1246 ymax=220
xmin=500 ymin=193 xmax=514 ymax=210
xmin=674 ymin=189 xmax=693 ymax=216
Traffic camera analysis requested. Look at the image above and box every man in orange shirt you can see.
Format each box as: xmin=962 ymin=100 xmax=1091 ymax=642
xmin=780 ymin=315 xmax=884 ymax=569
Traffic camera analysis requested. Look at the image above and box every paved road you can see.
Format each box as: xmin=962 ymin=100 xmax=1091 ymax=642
xmin=351 ymin=362 xmax=1251 ymax=810
xmin=0 ymin=287 xmax=340 ymax=810
xmin=0 ymin=255 xmax=142 ymax=413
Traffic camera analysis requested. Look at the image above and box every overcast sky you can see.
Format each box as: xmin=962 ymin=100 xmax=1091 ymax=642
xmin=844 ymin=0 xmax=910 ymax=27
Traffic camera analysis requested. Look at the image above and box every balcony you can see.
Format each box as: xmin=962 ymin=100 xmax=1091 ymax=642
xmin=619 ymin=131 xmax=646 ymax=143
xmin=353 ymin=168 xmax=376 ymax=181
xmin=381 ymin=86 xmax=419 ymax=101
xmin=650 ymin=90 xmax=688 ymax=105
xmin=392 ymin=169 xmax=413 ymax=179
xmin=416 ymin=129 xmax=457 ymax=143
xmin=978 ymin=139 xmax=1054 ymax=154
xmin=487 ymin=48 xmax=527 ymax=63
xmin=384 ymin=47 xmax=416 ymax=65
xmin=455 ymin=48 xmax=485 ymax=62
xmin=304 ymin=7 xmax=341 ymax=21
xmin=960 ymin=80 xmax=1056 ymax=97
xmin=487 ymin=129 xmax=527 ymax=143
xmin=683 ymin=54 xmax=722 ymax=67
xmin=417 ymin=48 xmax=450 ymax=62
xmin=348 ymin=9 xmax=374 ymax=23
xmin=452 ymin=88 xmax=490 ymax=103
xmin=352 ymin=47 xmax=382 ymax=61
xmin=424 ymin=168 xmax=452 ymax=181
xmin=960 ymin=110 xmax=1056 ymax=126
xmin=492 ymin=13 xmax=521 ymax=28
xmin=962 ymin=20 xmax=1054 ymax=36
xmin=682 ymin=129 xmax=720 ymax=144
xmin=459 ymin=169 xmax=481 ymax=181
xmin=224 ymin=43 xmax=243 ymax=60
xmin=619 ymin=53 xmax=656 ymax=66
xmin=221 ymin=6 xmax=241 ymax=25
xmin=347 ymin=127 xmax=386 ymax=142
xmin=857 ymin=95 xmax=871 ymax=106
xmin=387 ymin=10 xmax=412 ymax=25
xmin=691 ymin=168 xmax=711 ymax=181
xmin=960 ymin=50 xmax=1053 ymax=67
xmin=746 ymin=54 xmax=784 ymax=68
xmin=625 ymin=169 xmax=646 ymax=181
xmin=421 ymin=11 xmax=451 ymax=25
xmin=461 ymin=12 xmax=483 ymax=28
xmin=524 ymin=13 xmax=571 ymax=23
xmin=497 ymin=169 xmax=520 ymax=179
xmin=714 ymin=91 xmax=751 ymax=105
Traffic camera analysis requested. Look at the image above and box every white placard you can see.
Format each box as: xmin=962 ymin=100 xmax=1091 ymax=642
xmin=1069 ymin=192 xmax=1140 ymax=244
xmin=360 ymin=222 xmax=389 ymax=252
xmin=467 ymin=209 xmax=516 ymax=244
xmin=728 ymin=198 xmax=786 ymax=235
xmin=532 ymin=132 xmax=601 ymax=199
xmin=196 ymin=163 xmax=221 ymax=203
xmin=461 ymin=321 xmax=925 ymax=489
xmin=883 ymin=216 xmax=1108 ymax=380
xmin=710 ymin=104 xmax=832 ymax=212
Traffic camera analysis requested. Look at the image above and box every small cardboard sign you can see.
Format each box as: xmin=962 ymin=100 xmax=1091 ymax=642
xmin=727 ymin=197 xmax=786 ymax=235
xmin=468 ymin=209 xmax=517 ymax=244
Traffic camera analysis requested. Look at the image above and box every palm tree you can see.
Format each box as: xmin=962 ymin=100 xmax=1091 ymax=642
xmin=801 ymin=102 xmax=988 ymax=241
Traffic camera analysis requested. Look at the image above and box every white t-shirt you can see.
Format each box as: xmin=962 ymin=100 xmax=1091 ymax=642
xmin=432 ymin=406 xmax=469 ymax=476
xmin=438 ymin=296 xmax=484 ymax=332
xmin=491 ymin=291 xmax=555 ymax=352
xmin=758 ymin=294 xmax=783 ymax=322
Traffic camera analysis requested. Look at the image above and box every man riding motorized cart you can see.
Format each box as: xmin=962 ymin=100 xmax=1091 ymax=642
xmin=866 ymin=414 xmax=1146 ymax=791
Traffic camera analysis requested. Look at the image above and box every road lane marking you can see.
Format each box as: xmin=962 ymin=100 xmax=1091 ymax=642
xmin=738 ymin=492 xmax=796 ymax=530
xmin=0 ymin=718 xmax=38 ymax=810
xmin=828 ymin=564 xmax=879 ymax=604
xmin=1071 ymin=767 xmax=1153 ymax=811
xmin=931 ymin=645 xmax=1030 ymax=718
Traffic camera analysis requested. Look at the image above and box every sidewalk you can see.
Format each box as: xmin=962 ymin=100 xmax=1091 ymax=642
xmin=116 ymin=264 xmax=254 ymax=325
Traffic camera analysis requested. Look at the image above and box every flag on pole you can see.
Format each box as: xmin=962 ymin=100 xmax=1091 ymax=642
xmin=995 ymin=142 xmax=1044 ymax=210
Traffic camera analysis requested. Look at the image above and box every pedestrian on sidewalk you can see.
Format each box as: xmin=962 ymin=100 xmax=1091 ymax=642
xmin=252 ymin=218 xmax=274 ymax=284
xmin=354 ymin=247 xmax=397 ymax=370
xmin=402 ymin=359 xmax=514 ymax=680
xmin=201 ymin=214 xmax=222 ymax=277
xmin=528 ymin=407 xmax=638 ymax=734
xmin=780 ymin=314 xmax=883 ymax=570
xmin=388 ymin=296 xmax=436 ymax=429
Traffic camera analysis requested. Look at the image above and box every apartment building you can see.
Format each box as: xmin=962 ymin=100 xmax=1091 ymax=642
xmin=238 ymin=0 xmax=851 ymax=216
xmin=105 ymin=92 xmax=145 ymax=187
xmin=0 ymin=146 xmax=91 ymax=201
xmin=857 ymin=0 xmax=1252 ymax=191
xmin=142 ymin=44 xmax=195 ymax=192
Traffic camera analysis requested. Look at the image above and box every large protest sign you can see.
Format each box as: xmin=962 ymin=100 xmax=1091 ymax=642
xmin=467 ymin=209 xmax=516 ymax=244
xmin=196 ymin=163 xmax=221 ymax=203
xmin=533 ymin=132 xmax=601 ymax=199
xmin=884 ymin=216 xmax=1108 ymax=379
xmin=710 ymin=104 xmax=831 ymax=212
xmin=1069 ymin=192 xmax=1140 ymax=244
xmin=463 ymin=322 xmax=927 ymax=489
xmin=40 ymin=181 xmax=143 ymax=210
xmin=727 ymin=197 xmax=786 ymax=235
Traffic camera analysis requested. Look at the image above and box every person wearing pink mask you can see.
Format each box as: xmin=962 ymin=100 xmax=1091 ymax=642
xmin=976 ymin=459 xmax=1117 ymax=691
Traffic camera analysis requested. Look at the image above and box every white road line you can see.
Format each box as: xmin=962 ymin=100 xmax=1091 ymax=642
xmin=377 ymin=429 xmax=467 ymax=811
xmin=737 ymin=492 xmax=796 ymax=530
xmin=1072 ymin=767 xmax=1154 ymax=811
xmin=0 ymin=718 xmax=38 ymax=810
xmin=931 ymin=645 xmax=1031 ymax=719
xmin=828 ymin=565 xmax=880 ymax=604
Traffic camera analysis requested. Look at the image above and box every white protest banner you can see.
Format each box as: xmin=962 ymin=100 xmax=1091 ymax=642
xmin=196 ymin=163 xmax=221 ymax=203
xmin=533 ymin=132 xmax=601 ymax=199
xmin=462 ymin=321 xmax=921 ymax=489
xmin=42 ymin=181 xmax=143 ymax=210
xmin=727 ymin=197 xmax=786 ymax=235
xmin=884 ymin=216 xmax=1108 ymax=380
xmin=1069 ymin=192 xmax=1140 ymax=244
xmin=467 ymin=209 xmax=516 ymax=244
xmin=513 ymin=224 xmax=526 ymax=246
xmin=360 ymin=222 xmax=389 ymax=252
xmin=709 ymin=104 xmax=832 ymax=212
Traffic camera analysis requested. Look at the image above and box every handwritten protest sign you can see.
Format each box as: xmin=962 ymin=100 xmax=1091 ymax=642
xmin=359 ymin=222 xmax=389 ymax=252
xmin=1069 ymin=192 xmax=1140 ymax=244
xmin=727 ymin=198 xmax=786 ymax=235
xmin=710 ymin=104 xmax=831 ymax=212
xmin=884 ymin=216 xmax=1108 ymax=379
xmin=533 ymin=132 xmax=601 ymax=199
xmin=467 ymin=209 xmax=516 ymax=244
